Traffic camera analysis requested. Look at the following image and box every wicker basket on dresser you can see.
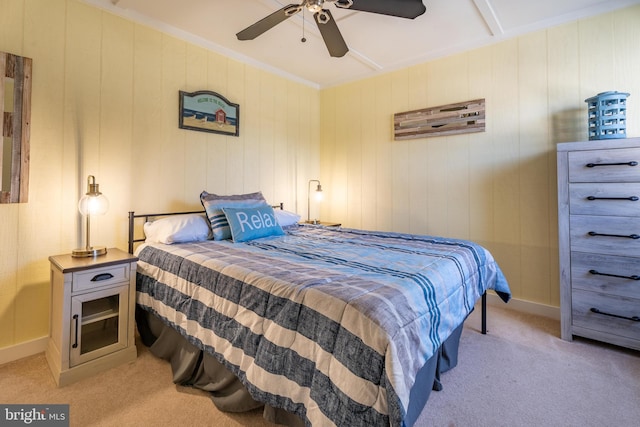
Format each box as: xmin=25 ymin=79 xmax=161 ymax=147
xmin=557 ymin=137 xmax=640 ymax=350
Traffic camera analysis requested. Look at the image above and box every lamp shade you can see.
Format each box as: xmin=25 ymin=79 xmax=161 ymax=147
xmin=78 ymin=193 xmax=109 ymax=216
xmin=78 ymin=175 xmax=109 ymax=215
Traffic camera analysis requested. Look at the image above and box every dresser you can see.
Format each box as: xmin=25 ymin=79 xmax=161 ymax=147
xmin=557 ymin=138 xmax=640 ymax=350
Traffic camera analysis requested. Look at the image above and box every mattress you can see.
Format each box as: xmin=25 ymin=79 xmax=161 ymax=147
xmin=135 ymin=225 xmax=510 ymax=426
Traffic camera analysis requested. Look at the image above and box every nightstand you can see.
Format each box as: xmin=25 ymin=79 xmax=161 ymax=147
xmin=303 ymin=221 xmax=342 ymax=227
xmin=46 ymin=248 xmax=138 ymax=386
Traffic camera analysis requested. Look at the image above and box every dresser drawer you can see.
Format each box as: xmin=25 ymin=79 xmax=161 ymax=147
xmin=571 ymin=252 xmax=640 ymax=299
xmin=569 ymin=183 xmax=640 ymax=216
xmin=72 ymin=263 xmax=131 ymax=293
xmin=569 ymin=147 xmax=640 ymax=183
xmin=570 ymin=215 xmax=640 ymax=256
xmin=572 ymin=289 xmax=640 ymax=343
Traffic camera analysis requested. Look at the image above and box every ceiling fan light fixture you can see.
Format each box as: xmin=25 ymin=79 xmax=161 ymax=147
xmin=306 ymin=0 xmax=324 ymax=14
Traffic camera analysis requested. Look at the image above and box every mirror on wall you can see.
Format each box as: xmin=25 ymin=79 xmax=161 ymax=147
xmin=1 ymin=51 xmax=32 ymax=203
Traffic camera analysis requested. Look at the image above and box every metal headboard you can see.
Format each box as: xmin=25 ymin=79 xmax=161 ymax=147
xmin=127 ymin=202 xmax=284 ymax=254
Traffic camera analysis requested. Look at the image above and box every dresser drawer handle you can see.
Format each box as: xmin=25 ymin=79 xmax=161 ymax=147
xmin=588 ymin=231 xmax=640 ymax=239
xmin=586 ymin=161 xmax=638 ymax=168
xmin=91 ymin=273 xmax=114 ymax=282
xmin=589 ymin=269 xmax=640 ymax=280
xmin=590 ymin=307 xmax=640 ymax=322
xmin=586 ymin=196 xmax=639 ymax=202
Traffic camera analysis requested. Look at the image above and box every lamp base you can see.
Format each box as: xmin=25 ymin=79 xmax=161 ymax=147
xmin=72 ymin=246 xmax=108 ymax=258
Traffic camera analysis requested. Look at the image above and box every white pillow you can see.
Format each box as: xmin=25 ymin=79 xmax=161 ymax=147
xmin=144 ymin=214 xmax=211 ymax=244
xmin=274 ymin=209 xmax=301 ymax=227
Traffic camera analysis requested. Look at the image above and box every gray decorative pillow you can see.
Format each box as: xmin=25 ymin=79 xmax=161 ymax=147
xmin=200 ymin=191 xmax=267 ymax=240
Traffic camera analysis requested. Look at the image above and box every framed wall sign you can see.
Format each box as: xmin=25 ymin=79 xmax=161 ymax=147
xmin=179 ymin=90 xmax=239 ymax=136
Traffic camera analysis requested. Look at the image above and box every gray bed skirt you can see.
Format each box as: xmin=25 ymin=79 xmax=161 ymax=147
xmin=136 ymin=306 xmax=464 ymax=426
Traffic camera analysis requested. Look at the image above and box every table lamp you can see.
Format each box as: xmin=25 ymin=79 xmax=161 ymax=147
xmin=307 ymin=179 xmax=323 ymax=224
xmin=72 ymin=175 xmax=109 ymax=257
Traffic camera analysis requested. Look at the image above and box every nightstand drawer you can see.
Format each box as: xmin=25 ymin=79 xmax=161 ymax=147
xmin=570 ymin=215 xmax=640 ymax=256
xmin=571 ymin=252 xmax=640 ymax=299
xmin=569 ymin=183 xmax=640 ymax=217
xmin=572 ymin=289 xmax=640 ymax=342
xmin=569 ymin=147 xmax=640 ymax=183
xmin=73 ymin=264 xmax=130 ymax=293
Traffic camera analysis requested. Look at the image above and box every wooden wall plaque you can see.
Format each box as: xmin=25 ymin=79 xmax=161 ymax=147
xmin=1 ymin=51 xmax=32 ymax=203
xmin=394 ymin=98 xmax=485 ymax=140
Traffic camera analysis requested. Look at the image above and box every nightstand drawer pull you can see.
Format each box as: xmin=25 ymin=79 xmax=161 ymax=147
xmin=590 ymin=307 xmax=640 ymax=322
xmin=72 ymin=314 xmax=79 ymax=348
xmin=586 ymin=195 xmax=639 ymax=201
xmin=91 ymin=273 xmax=114 ymax=282
xmin=586 ymin=161 xmax=638 ymax=168
xmin=587 ymin=231 xmax=640 ymax=239
xmin=589 ymin=269 xmax=640 ymax=280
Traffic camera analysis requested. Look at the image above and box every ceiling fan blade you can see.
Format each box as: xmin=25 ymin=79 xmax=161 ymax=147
xmin=347 ymin=0 xmax=426 ymax=19
xmin=314 ymin=9 xmax=348 ymax=58
xmin=236 ymin=4 xmax=301 ymax=40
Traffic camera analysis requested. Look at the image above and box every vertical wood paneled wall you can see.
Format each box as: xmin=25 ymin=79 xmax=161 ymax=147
xmin=0 ymin=0 xmax=319 ymax=349
xmin=320 ymin=6 xmax=640 ymax=308
xmin=1 ymin=0 xmax=638 ymax=351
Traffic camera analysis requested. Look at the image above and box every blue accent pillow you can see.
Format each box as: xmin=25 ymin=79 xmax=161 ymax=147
xmin=200 ymin=191 xmax=267 ymax=240
xmin=222 ymin=205 xmax=285 ymax=243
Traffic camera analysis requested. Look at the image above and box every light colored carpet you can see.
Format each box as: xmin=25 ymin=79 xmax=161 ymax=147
xmin=422 ymin=306 xmax=640 ymax=427
xmin=1 ymin=305 xmax=638 ymax=426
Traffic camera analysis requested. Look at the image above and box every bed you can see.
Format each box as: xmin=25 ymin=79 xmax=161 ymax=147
xmin=128 ymin=197 xmax=510 ymax=427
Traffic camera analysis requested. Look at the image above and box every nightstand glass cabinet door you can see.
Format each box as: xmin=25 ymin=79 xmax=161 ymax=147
xmin=69 ymin=284 xmax=129 ymax=367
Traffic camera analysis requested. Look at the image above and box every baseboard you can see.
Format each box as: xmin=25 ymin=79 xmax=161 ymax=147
xmin=0 ymin=336 xmax=48 ymax=366
xmin=484 ymin=292 xmax=560 ymax=321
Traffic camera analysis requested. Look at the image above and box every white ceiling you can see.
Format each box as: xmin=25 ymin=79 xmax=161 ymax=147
xmin=86 ymin=0 xmax=640 ymax=88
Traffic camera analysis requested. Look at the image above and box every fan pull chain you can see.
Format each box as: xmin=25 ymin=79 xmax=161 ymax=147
xmin=301 ymin=8 xmax=307 ymax=43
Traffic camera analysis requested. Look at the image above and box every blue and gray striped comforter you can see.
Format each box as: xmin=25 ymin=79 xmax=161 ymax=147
xmin=136 ymin=225 xmax=510 ymax=426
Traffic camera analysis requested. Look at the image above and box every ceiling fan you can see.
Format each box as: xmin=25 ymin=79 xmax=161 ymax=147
xmin=236 ymin=0 xmax=426 ymax=58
